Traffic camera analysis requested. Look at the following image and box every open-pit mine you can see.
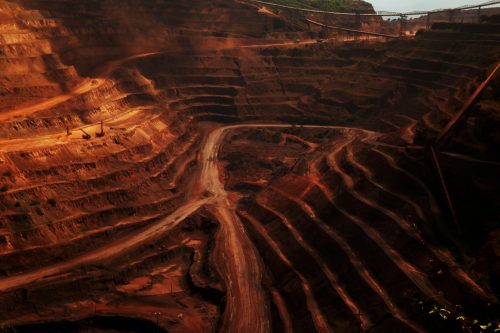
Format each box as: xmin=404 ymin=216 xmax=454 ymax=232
xmin=0 ymin=0 xmax=499 ymax=332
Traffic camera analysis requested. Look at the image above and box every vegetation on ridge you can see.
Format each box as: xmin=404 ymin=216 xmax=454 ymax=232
xmin=263 ymin=0 xmax=355 ymax=12
xmin=256 ymin=0 xmax=374 ymax=30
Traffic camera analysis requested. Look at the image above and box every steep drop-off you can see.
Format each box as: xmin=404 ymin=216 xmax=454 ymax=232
xmin=0 ymin=0 xmax=499 ymax=332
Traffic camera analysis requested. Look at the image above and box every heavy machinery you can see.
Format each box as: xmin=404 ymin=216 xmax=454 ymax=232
xmin=96 ymin=120 xmax=105 ymax=137
xmin=80 ymin=129 xmax=91 ymax=140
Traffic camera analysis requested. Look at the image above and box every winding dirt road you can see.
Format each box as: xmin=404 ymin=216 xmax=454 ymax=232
xmin=0 ymin=37 xmax=323 ymax=124
xmin=0 ymin=123 xmax=378 ymax=333
xmin=0 ymin=197 xmax=209 ymax=293
xmin=162 ymin=124 xmax=379 ymax=333
xmin=0 ymin=45 xmax=492 ymax=333
xmin=0 ymin=52 xmax=161 ymax=122
xmin=0 ymin=122 xmax=492 ymax=332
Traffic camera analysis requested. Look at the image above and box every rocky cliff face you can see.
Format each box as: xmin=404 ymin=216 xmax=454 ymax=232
xmin=0 ymin=0 xmax=289 ymax=110
xmin=0 ymin=0 xmax=499 ymax=332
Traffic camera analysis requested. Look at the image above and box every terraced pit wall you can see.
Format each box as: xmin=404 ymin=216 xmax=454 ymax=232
xmin=0 ymin=0 xmax=499 ymax=332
